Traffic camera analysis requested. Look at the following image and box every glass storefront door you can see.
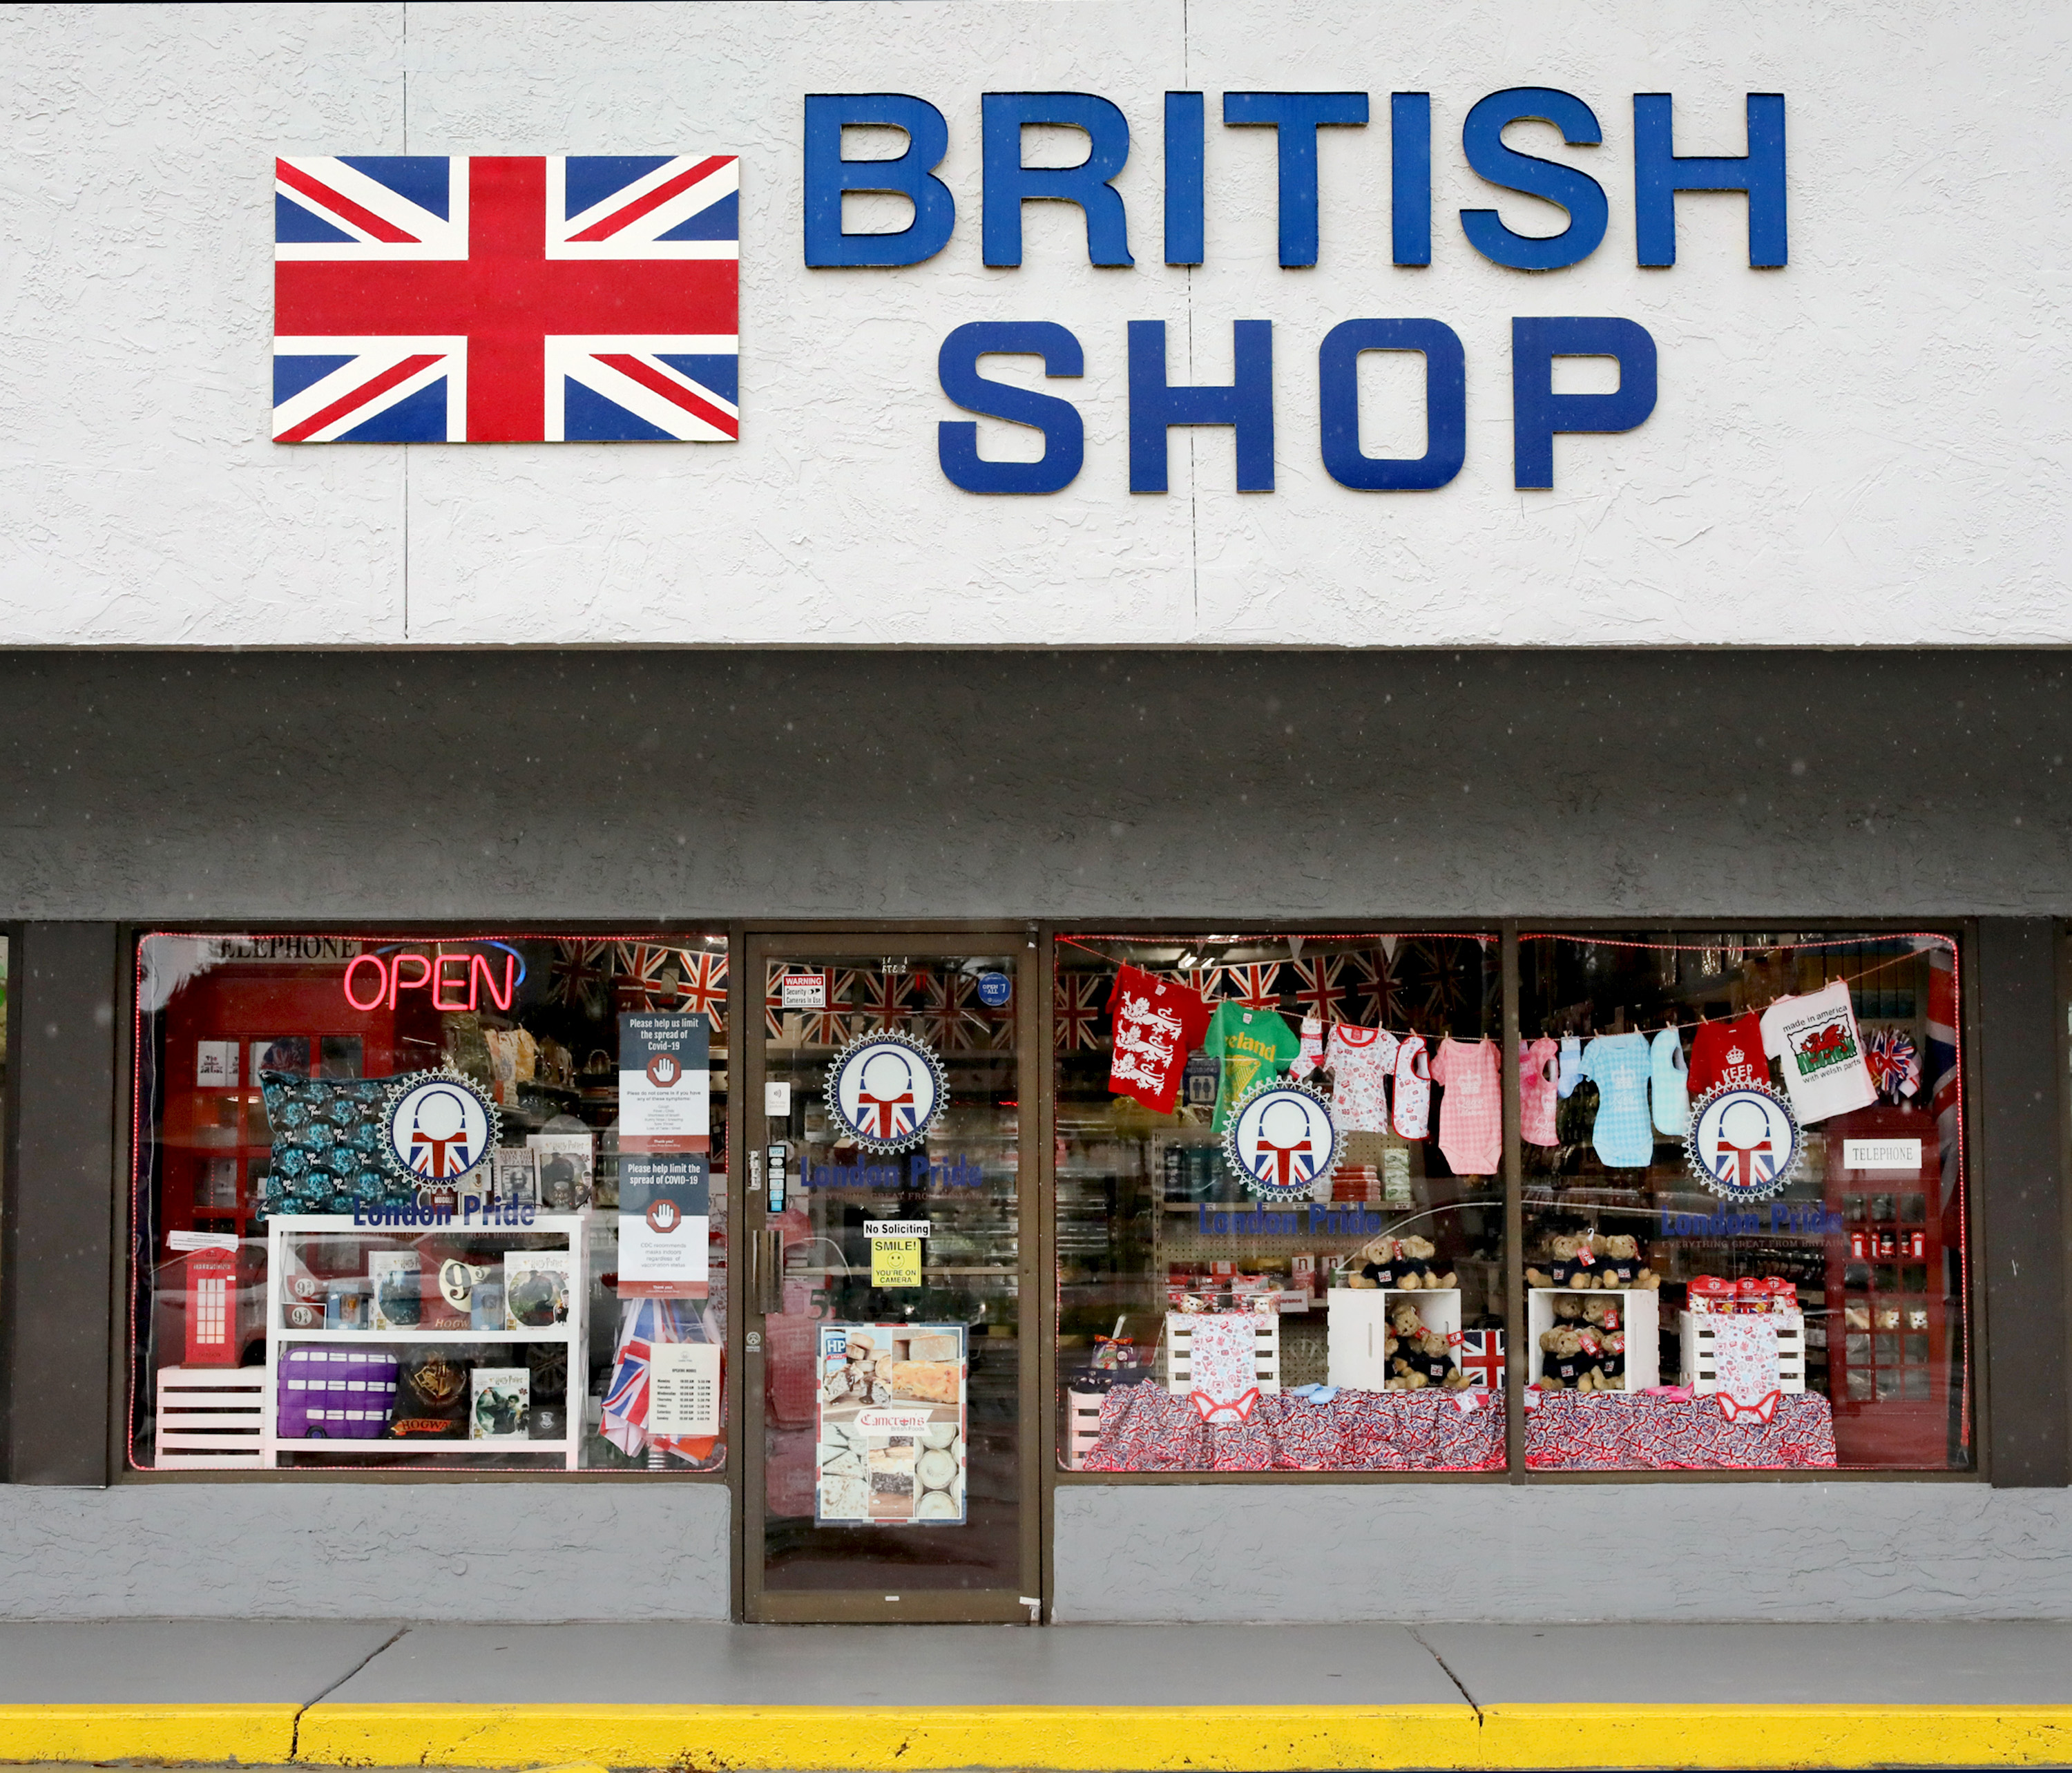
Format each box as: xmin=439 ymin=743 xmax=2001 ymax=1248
xmin=740 ymin=936 xmax=1039 ymax=1622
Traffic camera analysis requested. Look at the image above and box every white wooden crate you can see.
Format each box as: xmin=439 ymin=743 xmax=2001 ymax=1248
xmin=1164 ymin=1312 xmax=1280 ymax=1396
xmin=1679 ymin=1310 xmax=1807 ymax=1394
xmin=155 ymin=1364 xmax=274 ymax=1470
xmin=1326 ymin=1289 xmax=1462 ymax=1390
xmin=1063 ymin=1388 xmax=1106 ymax=1470
xmin=1527 ymin=1287 xmax=1660 ymax=1391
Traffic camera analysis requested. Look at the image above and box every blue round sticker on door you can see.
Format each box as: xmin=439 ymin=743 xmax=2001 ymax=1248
xmin=976 ymin=971 xmax=1013 ymax=1008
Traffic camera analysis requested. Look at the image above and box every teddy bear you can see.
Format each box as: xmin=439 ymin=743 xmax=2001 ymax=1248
xmin=1595 ymin=1233 xmax=1660 ymax=1290
xmin=1386 ymin=1348 xmax=1428 ymax=1390
xmin=1571 ymin=1328 xmax=1607 ymax=1392
xmin=1526 ymin=1231 xmax=1600 ymax=1290
xmin=1389 ymin=1301 xmax=1425 ymax=1342
xmin=1582 ymin=1295 xmax=1622 ymax=1333
xmin=1354 ymin=1235 xmax=1400 ymax=1288
xmin=1538 ymin=1323 xmax=1594 ymax=1390
xmin=1391 ymin=1234 xmax=1457 ymax=1290
xmin=1392 ymin=1328 xmax=1456 ymax=1390
xmin=1419 ymin=1329 xmax=1473 ymax=1391
xmin=1552 ymin=1292 xmax=1586 ymax=1325
xmin=1595 ymin=1329 xmax=1627 ymax=1390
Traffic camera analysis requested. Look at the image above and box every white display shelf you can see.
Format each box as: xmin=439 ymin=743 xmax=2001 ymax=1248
xmin=272 ymin=1328 xmax=561 ymax=1343
xmin=264 ymin=1213 xmax=586 ymax=1470
xmin=1325 ymin=1289 xmax=1463 ymax=1390
xmin=268 ymin=1435 xmax=576 ymax=1456
xmin=1527 ymin=1287 xmax=1659 ymax=1392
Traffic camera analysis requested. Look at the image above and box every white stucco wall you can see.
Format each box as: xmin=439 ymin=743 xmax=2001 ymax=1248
xmin=1 ymin=0 xmax=2067 ymax=646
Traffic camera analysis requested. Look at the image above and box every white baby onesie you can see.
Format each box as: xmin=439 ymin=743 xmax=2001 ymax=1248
xmin=1325 ymin=1023 xmax=1399 ymax=1134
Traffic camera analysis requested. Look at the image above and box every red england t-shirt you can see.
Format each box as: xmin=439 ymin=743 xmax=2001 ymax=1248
xmin=1687 ymin=1012 xmax=1769 ymax=1097
xmin=1108 ymin=964 xmax=1211 ymax=1113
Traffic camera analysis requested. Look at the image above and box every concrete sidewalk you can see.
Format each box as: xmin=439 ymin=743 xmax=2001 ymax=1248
xmin=0 ymin=1620 xmax=2069 ymax=1768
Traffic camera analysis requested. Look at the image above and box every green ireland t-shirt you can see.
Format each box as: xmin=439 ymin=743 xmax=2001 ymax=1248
xmin=1207 ymin=1001 xmax=1302 ymax=1131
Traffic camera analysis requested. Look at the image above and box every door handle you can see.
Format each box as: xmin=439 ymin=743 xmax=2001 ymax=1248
xmin=760 ymin=1227 xmax=785 ymax=1314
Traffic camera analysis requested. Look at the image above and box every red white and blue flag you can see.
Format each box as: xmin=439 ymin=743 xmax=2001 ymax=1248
xmin=274 ymin=155 xmax=738 ymax=443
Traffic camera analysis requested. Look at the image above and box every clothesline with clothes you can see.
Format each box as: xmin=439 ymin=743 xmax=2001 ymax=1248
xmin=1059 ymin=933 xmax=1928 ymax=1047
xmin=1085 ymin=940 xmax=1927 ymax=1160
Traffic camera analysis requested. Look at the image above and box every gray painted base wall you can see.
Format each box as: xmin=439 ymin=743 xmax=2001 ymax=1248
xmin=13 ymin=1479 xmax=2068 ymax=1623
xmin=1055 ymin=1484 xmax=2072 ymax=1622
xmin=0 ymin=1484 xmax=729 ymax=1621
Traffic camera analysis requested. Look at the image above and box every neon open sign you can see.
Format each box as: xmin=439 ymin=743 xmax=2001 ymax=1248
xmin=340 ymin=943 xmax=526 ymax=1013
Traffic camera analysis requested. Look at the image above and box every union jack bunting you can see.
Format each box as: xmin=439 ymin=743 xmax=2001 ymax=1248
xmin=615 ymin=943 xmax=689 ymax=1013
xmin=1220 ymin=961 xmax=1284 ymax=1012
xmin=1288 ymin=953 xmax=1348 ymax=1025
xmin=1053 ymin=972 xmax=1106 ymax=1052
xmin=548 ymin=940 xmax=611 ymax=1016
xmin=797 ymin=971 xmax=854 ymax=1048
xmin=1347 ymin=946 xmax=1402 ymax=1028
xmin=1169 ymin=961 xmax=1223 ymax=1003
xmin=851 ymin=968 xmax=914 ymax=1031
xmin=675 ymin=947 xmax=727 ymax=1031
xmin=274 ymin=155 xmax=738 ymax=443
xmin=1403 ymin=939 xmax=1468 ymax=1029
xmin=919 ymin=970 xmax=989 ymax=1053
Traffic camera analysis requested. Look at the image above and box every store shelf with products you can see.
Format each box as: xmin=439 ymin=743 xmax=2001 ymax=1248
xmin=263 ymin=1213 xmax=587 ymax=1470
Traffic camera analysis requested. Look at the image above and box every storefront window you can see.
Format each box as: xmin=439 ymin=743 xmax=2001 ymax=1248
xmin=1055 ymin=934 xmax=1507 ymax=1475
xmin=1517 ymin=932 xmax=1968 ymax=1471
xmin=131 ymin=932 xmax=729 ymax=1472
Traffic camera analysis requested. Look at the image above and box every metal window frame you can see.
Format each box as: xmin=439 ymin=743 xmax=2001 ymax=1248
xmin=1040 ymin=917 xmax=1991 ymax=1493
xmin=107 ymin=919 xmax=739 ymax=1488
xmin=736 ymin=925 xmax=1043 ymax=1626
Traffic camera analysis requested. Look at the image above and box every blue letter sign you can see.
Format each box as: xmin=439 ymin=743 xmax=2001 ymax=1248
xmin=1633 ymin=93 xmax=1787 ymax=268
xmin=1317 ymin=318 xmax=1466 ymax=491
xmin=1460 ymin=88 xmax=1608 ymax=271
xmin=937 ymin=322 xmax=1086 ymax=495
xmin=1510 ymin=316 xmax=1658 ymax=488
xmin=1128 ymin=320 xmax=1276 ymax=492
xmin=803 ymin=94 xmax=957 ymax=268
xmin=981 ymin=93 xmax=1135 ymax=267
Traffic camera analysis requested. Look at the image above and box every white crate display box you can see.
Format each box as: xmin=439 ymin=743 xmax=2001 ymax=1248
xmin=1526 ymin=1287 xmax=1660 ymax=1392
xmin=1063 ymin=1388 xmax=1106 ymax=1470
xmin=155 ymin=1365 xmax=271 ymax=1470
xmin=1162 ymin=1312 xmax=1280 ymax=1397
xmin=1325 ymin=1289 xmax=1463 ymax=1390
xmin=1678 ymin=1310 xmax=1807 ymax=1394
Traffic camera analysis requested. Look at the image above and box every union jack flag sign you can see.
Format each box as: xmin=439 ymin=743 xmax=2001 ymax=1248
xmin=273 ymin=155 xmax=738 ymax=443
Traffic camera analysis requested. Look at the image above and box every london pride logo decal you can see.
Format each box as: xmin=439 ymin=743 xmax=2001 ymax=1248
xmin=1686 ymin=1082 xmax=1799 ymax=1202
xmin=1224 ymin=1077 xmax=1339 ymax=1202
xmin=825 ymin=1031 xmax=947 ymax=1153
xmin=383 ymin=1068 xmax=499 ymax=1189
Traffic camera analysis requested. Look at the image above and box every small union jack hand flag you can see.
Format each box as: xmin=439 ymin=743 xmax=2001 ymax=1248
xmin=274 ymin=155 xmax=738 ymax=443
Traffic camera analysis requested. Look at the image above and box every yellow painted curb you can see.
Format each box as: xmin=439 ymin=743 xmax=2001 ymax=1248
xmin=293 ymin=1702 xmax=1478 ymax=1770
xmin=1479 ymin=1703 xmax=2072 ymax=1770
xmin=3 ymin=1700 xmax=2071 ymax=1769
xmin=0 ymin=1703 xmax=300 ymax=1765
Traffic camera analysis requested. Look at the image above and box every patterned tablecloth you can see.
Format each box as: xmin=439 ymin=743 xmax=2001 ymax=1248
xmin=1080 ymin=1381 xmax=1505 ymax=1473
xmin=1524 ymin=1390 xmax=1837 ymax=1470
